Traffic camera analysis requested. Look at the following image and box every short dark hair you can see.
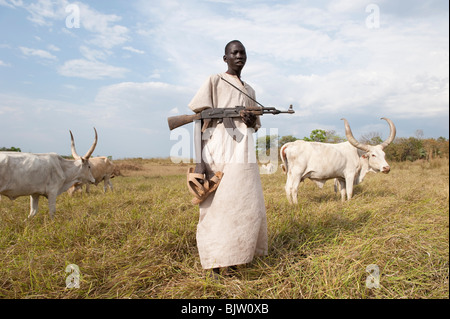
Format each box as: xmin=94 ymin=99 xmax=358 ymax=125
xmin=224 ymin=40 xmax=243 ymax=54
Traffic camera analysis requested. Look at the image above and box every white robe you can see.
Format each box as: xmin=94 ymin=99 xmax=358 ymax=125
xmin=188 ymin=72 xmax=268 ymax=269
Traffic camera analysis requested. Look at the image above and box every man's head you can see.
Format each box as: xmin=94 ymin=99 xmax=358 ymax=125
xmin=223 ymin=40 xmax=247 ymax=77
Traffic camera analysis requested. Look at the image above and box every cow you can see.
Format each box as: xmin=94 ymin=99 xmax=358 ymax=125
xmin=67 ymin=156 xmax=116 ymax=195
xmin=280 ymin=118 xmax=396 ymax=204
xmin=0 ymin=128 xmax=98 ymax=219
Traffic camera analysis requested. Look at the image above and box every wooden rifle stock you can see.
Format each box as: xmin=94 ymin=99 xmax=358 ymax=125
xmin=167 ymin=113 xmax=202 ymax=130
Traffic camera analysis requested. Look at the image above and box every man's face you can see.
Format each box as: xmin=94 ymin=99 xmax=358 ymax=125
xmin=223 ymin=42 xmax=247 ymax=74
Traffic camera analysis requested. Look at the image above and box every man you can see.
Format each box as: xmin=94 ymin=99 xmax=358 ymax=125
xmin=187 ymin=40 xmax=268 ymax=275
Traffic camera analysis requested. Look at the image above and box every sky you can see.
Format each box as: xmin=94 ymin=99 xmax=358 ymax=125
xmin=0 ymin=0 xmax=448 ymax=159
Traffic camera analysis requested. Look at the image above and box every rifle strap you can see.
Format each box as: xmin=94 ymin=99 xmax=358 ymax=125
xmin=220 ymin=76 xmax=265 ymax=108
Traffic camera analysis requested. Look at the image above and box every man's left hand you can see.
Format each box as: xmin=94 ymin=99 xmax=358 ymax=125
xmin=241 ymin=111 xmax=257 ymax=128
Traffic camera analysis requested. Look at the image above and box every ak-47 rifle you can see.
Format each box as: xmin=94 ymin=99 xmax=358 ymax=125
xmin=167 ymin=105 xmax=295 ymax=142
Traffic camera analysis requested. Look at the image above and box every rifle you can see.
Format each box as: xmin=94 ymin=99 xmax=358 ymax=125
xmin=167 ymin=105 xmax=295 ymax=139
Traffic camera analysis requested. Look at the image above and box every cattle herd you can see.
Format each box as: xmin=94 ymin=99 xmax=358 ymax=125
xmin=0 ymin=118 xmax=396 ymax=219
xmin=0 ymin=128 xmax=120 ymax=219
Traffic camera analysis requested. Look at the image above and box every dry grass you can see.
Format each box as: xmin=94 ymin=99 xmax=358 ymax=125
xmin=0 ymin=158 xmax=448 ymax=299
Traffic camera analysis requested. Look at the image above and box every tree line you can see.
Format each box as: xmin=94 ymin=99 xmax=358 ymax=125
xmin=3 ymin=131 xmax=449 ymax=163
xmin=257 ymin=129 xmax=449 ymax=162
xmin=0 ymin=147 xmax=21 ymax=152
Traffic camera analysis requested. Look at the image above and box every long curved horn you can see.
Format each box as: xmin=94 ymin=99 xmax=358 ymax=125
xmin=379 ymin=117 xmax=396 ymax=149
xmin=341 ymin=118 xmax=370 ymax=152
xmin=70 ymin=130 xmax=80 ymax=160
xmin=83 ymin=127 xmax=98 ymax=159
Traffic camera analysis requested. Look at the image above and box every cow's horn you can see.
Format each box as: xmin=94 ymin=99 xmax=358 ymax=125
xmin=379 ymin=117 xmax=396 ymax=149
xmin=341 ymin=118 xmax=370 ymax=152
xmin=83 ymin=127 xmax=98 ymax=159
xmin=70 ymin=130 xmax=81 ymax=160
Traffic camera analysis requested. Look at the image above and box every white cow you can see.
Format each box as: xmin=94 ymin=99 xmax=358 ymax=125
xmin=68 ymin=156 xmax=116 ymax=195
xmin=0 ymin=128 xmax=98 ymax=219
xmin=280 ymin=118 xmax=396 ymax=204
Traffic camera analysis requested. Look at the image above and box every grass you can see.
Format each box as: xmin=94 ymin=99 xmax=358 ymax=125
xmin=0 ymin=157 xmax=448 ymax=299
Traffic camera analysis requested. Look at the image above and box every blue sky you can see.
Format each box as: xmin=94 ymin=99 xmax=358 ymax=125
xmin=0 ymin=0 xmax=448 ymax=159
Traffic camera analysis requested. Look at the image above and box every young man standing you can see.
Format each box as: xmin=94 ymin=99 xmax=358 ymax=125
xmin=187 ymin=40 xmax=268 ymax=275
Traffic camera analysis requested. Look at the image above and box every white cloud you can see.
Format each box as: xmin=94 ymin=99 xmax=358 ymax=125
xmin=58 ymin=59 xmax=129 ymax=79
xmin=0 ymin=60 xmax=11 ymax=67
xmin=25 ymin=0 xmax=61 ymax=26
xmin=78 ymin=2 xmax=129 ymax=49
xmin=47 ymin=44 xmax=60 ymax=51
xmin=169 ymin=107 xmax=179 ymax=114
xmin=79 ymin=45 xmax=109 ymax=61
xmin=122 ymin=46 xmax=145 ymax=54
xmin=0 ymin=0 xmax=20 ymax=9
xmin=19 ymin=46 xmax=57 ymax=60
xmin=5 ymin=0 xmax=129 ymax=50
xmin=94 ymin=81 xmax=192 ymax=110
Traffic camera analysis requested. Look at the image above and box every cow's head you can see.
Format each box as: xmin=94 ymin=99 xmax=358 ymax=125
xmin=70 ymin=127 xmax=98 ymax=183
xmin=342 ymin=118 xmax=396 ymax=174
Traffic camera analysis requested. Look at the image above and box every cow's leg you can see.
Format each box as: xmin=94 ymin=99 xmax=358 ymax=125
xmin=345 ymin=175 xmax=355 ymax=200
xmin=338 ymin=180 xmax=346 ymax=202
xmin=285 ymin=170 xmax=301 ymax=205
xmin=103 ymin=176 xmax=113 ymax=192
xmin=27 ymin=194 xmax=40 ymax=219
xmin=285 ymin=173 xmax=294 ymax=204
xmin=85 ymin=184 xmax=90 ymax=194
xmin=291 ymin=177 xmax=301 ymax=204
xmin=47 ymin=193 xmax=57 ymax=219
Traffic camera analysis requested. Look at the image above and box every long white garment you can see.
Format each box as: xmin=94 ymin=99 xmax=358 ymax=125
xmin=188 ymin=72 xmax=268 ymax=269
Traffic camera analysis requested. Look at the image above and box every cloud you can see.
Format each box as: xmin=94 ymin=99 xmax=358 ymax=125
xmin=89 ymin=81 xmax=194 ymax=141
xmin=0 ymin=60 xmax=11 ymax=67
xmin=94 ymin=81 xmax=193 ymax=111
xmin=19 ymin=46 xmax=57 ymax=60
xmin=79 ymin=45 xmax=109 ymax=61
xmin=0 ymin=0 xmax=23 ymax=9
xmin=47 ymin=44 xmax=60 ymax=51
xmin=4 ymin=0 xmax=129 ymax=50
xmin=122 ymin=46 xmax=145 ymax=54
xmin=169 ymin=107 xmax=179 ymax=114
xmin=58 ymin=59 xmax=129 ymax=79
xmin=77 ymin=2 xmax=129 ymax=49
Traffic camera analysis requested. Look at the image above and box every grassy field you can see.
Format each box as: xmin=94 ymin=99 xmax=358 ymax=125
xmin=0 ymin=157 xmax=448 ymax=299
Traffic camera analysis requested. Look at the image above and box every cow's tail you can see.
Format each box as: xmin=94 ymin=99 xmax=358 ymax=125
xmin=280 ymin=143 xmax=289 ymax=174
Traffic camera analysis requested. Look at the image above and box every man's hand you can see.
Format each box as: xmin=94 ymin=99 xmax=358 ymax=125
xmin=241 ymin=110 xmax=257 ymax=128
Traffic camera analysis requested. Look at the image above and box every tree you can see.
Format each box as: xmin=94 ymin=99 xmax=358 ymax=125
xmin=384 ymin=137 xmax=424 ymax=161
xmin=303 ymin=129 xmax=327 ymax=142
xmin=360 ymin=132 xmax=383 ymax=146
xmin=324 ymin=130 xmax=346 ymax=143
xmin=279 ymin=135 xmax=298 ymax=146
